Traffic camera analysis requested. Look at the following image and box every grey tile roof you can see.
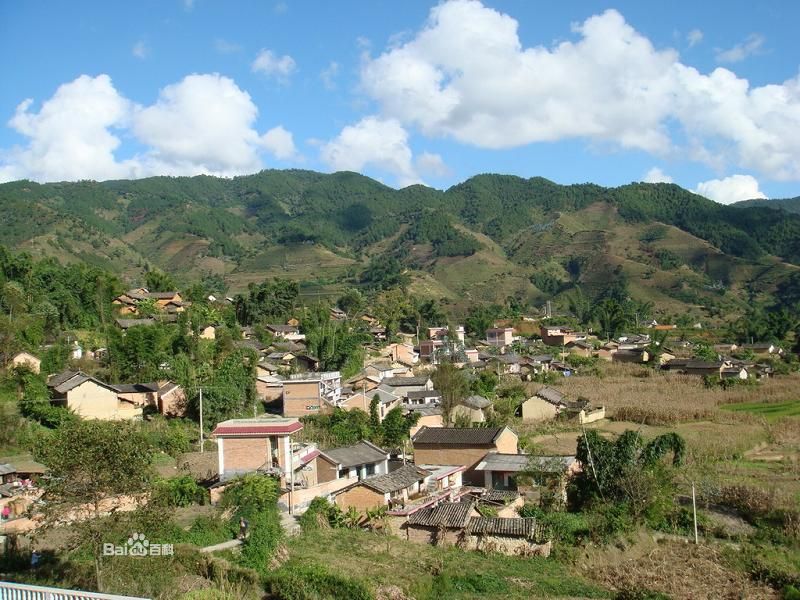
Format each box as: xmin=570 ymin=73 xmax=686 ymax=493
xmin=383 ymin=377 xmax=430 ymax=387
xmin=535 ymin=386 xmax=565 ymax=405
xmin=0 ymin=463 xmax=17 ymax=476
xmin=113 ymin=382 xmax=159 ymax=394
xmin=361 ymin=464 xmax=430 ymax=493
xmin=407 ymin=390 xmax=441 ymax=400
xmin=115 ymin=318 xmax=155 ymax=329
xmin=462 ymin=395 xmax=492 ymax=410
xmin=403 ymin=405 xmax=442 ymax=417
xmin=322 ymin=441 xmax=387 ymax=468
xmin=475 ymin=453 xmax=530 ymax=472
xmin=407 ymin=501 xmax=474 ymax=528
xmin=482 ymin=489 xmax=521 ymax=504
xmin=466 ymin=517 xmax=545 ymax=541
xmin=412 ymin=426 xmax=508 ymax=446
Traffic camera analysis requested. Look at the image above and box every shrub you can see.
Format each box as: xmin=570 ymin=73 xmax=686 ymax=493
xmin=267 ymin=563 xmax=373 ymax=600
xmin=298 ymin=497 xmax=334 ymax=531
xmin=153 ymin=475 xmax=208 ymax=507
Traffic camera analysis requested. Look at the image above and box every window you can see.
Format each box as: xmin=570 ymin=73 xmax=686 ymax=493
xmin=364 ymin=463 xmax=375 ymax=476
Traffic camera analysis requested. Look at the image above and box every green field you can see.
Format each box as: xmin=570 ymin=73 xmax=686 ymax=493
xmin=720 ymin=399 xmax=800 ymax=420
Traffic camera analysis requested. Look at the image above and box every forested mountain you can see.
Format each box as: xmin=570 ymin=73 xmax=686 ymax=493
xmin=0 ymin=171 xmax=798 ymax=322
xmin=733 ymin=196 xmax=800 ymax=215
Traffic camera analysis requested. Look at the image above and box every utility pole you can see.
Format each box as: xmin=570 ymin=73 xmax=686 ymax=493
xmin=692 ymin=481 xmax=699 ymax=544
xmin=199 ymin=387 xmax=204 ymax=453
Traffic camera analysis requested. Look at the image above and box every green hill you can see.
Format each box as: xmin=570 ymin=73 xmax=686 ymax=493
xmin=733 ymin=196 xmax=800 ymax=215
xmin=1 ymin=171 xmax=798 ymax=321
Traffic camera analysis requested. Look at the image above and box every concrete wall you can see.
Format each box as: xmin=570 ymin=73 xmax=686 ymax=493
xmin=521 ymin=397 xmax=558 ymax=422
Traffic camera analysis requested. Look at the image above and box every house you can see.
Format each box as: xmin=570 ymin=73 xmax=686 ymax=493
xmin=464 ymin=349 xmax=480 ymax=363
xmin=492 ymin=353 xmax=522 ymax=375
xmin=404 ymin=390 xmax=442 ymax=406
xmin=412 ymin=426 xmax=519 ymax=485
xmin=596 ymin=342 xmax=619 ymax=362
xmin=540 ymin=325 xmax=585 ymax=347
xmin=10 ymin=352 xmax=40 ymax=374
xmin=320 ymin=440 xmax=389 ymax=480
xmin=158 ymin=381 xmax=187 ymax=417
xmin=404 ymin=405 xmax=443 ymax=436
xmin=382 ymin=376 xmax=433 ymax=396
xmin=364 ymin=362 xmax=399 ymax=381
xmin=742 ymin=343 xmax=783 ymax=357
xmin=486 ymin=327 xmax=514 ymax=348
xmin=520 ymin=387 xmax=605 ymax=425
xmin=115 ymin=318 xmax=156 ymax=330
xmin=256 ymin=373 xmax=285 ymax=403
xmin=330 ymin=307 xmax=347 ymax=320
xmin=428 ymin=326 xmax=465 ymax=342
xmin=382 ymin=343 xmax=419 ymax=365
xmin=464 ymin=517 xmax=551 ymax=556
xmin=266 ymin=324 xmax=305 ymax=342
xmin=282 ymin=371 xmax=342 ymax=417
xmin=663 ymin=359 xmax=747 ymax=380
xmin=405 ymin=500 xmax=479 ymax=545
xmin=340 ymin=386 xmax=401 ymax=421
xmin=565 ymin=340 xmax=594 ymax=358
xmin=419 ymin=339 xmax=444 ymax=361
xmin=212 ymin=416 xmax=303 ymax=483
xmin=474 ymin=453 xmax=579 ymax=497
xmin=334 ymin=464 xmax=431 ymax=512
xmin=48 ymin=371 xmax=141 ymax=420
xmin=113 ymin=382 xmax=160 ymax=411
xmin=520 ymin=387 xmax=565 ymax=422
xmin=612 ymin=348 xmax=650 ymax=364
xmin=470 ymin=489 xmax=525 ymax=518
xmin=112 ymin=290 xmax=184 ymax=315
xmin=452 ymin=395 xmax=492 ymax=424
xmin=295 ymin=354 xmax=320 ymax=372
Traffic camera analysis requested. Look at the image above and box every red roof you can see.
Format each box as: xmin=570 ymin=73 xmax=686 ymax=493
xmin=212 ymin=421 xmax=303 ymax=436
xmin=300 ymin=449 xmax=320 ymax=465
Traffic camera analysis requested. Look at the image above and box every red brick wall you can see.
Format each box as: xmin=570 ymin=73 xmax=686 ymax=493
xmin=222 ymin=437 xmax=269 ymax=472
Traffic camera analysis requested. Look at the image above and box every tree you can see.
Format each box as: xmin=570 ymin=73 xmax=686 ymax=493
xmin=431 ymin=361 xmax=470 ymax=424
xmin=369 ymin=394 xmax=380 ymax=432
xmin=572 ymin=429 xmax=684 ymax=511
xmin=380 ymin=406 xmax=417 ymax=448
xmin=566 ymin=287 xmax=592 ymax=326
xmin=33 ymin=420 xmax=155 ymax=591
xmin=593 ymin=299 xmax=628 ymax=341
xmin=144 ymin=269 xmax=176 ymax=292
xmin=336 ymin=288 xmax=364 ymax=317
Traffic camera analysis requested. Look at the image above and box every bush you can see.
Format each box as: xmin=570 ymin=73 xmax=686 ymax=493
xmin=267 ymin=563 xmax=373 ymax=600
xmin=298 ymin=497 xmax=335 ymax=532
xmin=518 ymin=504 xmax=590 ymax=546
xmin=153 ymin=475 xmax=208 ymax=507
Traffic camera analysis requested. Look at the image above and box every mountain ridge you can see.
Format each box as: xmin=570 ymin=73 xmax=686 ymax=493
xmin=1 ymin=170 xmax=798 ymax=322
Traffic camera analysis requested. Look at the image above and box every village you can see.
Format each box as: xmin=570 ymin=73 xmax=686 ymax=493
xmin=0 ymin=279 xmax=797 ymax=600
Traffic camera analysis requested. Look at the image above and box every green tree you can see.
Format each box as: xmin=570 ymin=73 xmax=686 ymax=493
xmin=369 ymin=394 xmax=380 ymax=432
xmin=431 ymin=361 xmax=470 ymax=424
xmin=144 ymin=269 xmax=176 ymax=292
xmin=33 ymin=420 xmax=155 ymax=591
xmin=380 ymin=406 xmax=418 ymax=448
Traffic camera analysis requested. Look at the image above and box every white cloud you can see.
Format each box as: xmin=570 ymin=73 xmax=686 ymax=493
xmin=320 ymin=61 xmax=339 ymax=90
xmin=260 ymin=125 xmax=298 ymax=160
xmin=251 ymin=49 xmax=296 ymax=80
xmin=1 ymin=75 xmax=135 ymax=182
xmin=416 ymin=152 xmax=450 ymax=178
xmin=132 ymin=40 xmax=149 ymax=59
xmin=360 ymin=2 xmax=800 ymax=181
xmin=320 ymin=116 xmax=421 ymax=187
xmin=183 ymin=0 xmax=195 ymax=10
xmin=274 ymin=2 xmax=287 ymax=14
xmin=643 ymin=167 xmax=672 ymax=183
xmin=715 ymin=33 xmax=764 ymax=64
xmin=694 ymin=174 xmax=766 ymax=205
xmin=0 ymin=73 xmax=299 ymax=182
xmin=687 ymin=29 xmax=703 ymax=48
xmin=133 ymin=74 xmax=275 ymax=176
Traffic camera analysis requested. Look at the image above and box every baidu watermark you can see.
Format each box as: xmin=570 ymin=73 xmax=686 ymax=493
xmin=102 ymin=532 xmax=174 ymax=557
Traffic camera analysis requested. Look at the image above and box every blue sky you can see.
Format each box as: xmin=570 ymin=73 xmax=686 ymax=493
xmin=1 ymin=1 xmax=799 ymax=204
